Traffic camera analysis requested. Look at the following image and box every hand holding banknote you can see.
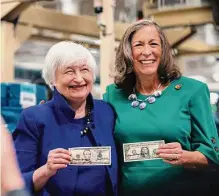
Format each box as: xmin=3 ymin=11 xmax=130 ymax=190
xmin=157 ymin=142 xmax=209 ymax=167
xmin=45 ymin=148 xmax=71 ymax=177
xmin=156 ymin=142 xmax=183 ymax=164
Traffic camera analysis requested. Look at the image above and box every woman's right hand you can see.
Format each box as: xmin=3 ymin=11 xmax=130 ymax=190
xmin=33 ymin=148 xmax=71 ymax=191
xmin=45 ymin=148 xmax=71 ymax=177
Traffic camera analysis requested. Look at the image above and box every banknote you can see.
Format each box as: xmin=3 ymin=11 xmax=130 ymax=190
xmin=69 ymin=146 xmax=111 ymax=165
xmin=123 ymin=140 xmax=165 ymax=162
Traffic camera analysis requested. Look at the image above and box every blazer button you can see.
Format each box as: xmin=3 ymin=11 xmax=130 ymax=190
xmin=214 ymin=147 xmax=219 ymax=152
xmin=211 ymin=137 xmax=216 ymax=144
xmin=91 ymin=124 xmax=95 ymax=129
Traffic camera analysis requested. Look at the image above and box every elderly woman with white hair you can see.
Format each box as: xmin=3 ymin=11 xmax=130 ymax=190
xmin=12 ymin=41 xmax=118 ymax=196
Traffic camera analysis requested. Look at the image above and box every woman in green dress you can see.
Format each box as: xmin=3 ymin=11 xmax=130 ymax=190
xmin=103 ymin=19 xmax=219 ymax=195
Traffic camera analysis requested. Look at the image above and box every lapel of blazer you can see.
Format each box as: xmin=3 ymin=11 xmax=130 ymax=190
xmin=89 ymin=100 xmax=117 ymax=189
xmin=48 ymin=88 xmax=82 ymax=191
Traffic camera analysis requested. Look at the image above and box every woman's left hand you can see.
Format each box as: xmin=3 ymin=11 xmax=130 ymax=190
xmin=156 ymin=142 xmax=186 ymax=165
xmin=156 ymin=142 xmax=208 ymax=167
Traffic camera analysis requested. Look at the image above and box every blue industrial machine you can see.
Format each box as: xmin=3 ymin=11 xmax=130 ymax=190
xmin=1 ymin=82 xmax=47 ymax=133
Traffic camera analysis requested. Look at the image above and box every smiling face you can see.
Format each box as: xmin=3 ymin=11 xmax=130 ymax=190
xmin=54 ymin=61 xmax=93 ymax=103
xmin=131 ymin=25 xmax=162 ymax=78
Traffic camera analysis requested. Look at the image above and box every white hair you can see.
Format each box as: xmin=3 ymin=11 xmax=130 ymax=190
xmin=42 ymin=41 xmax=97 ymax=90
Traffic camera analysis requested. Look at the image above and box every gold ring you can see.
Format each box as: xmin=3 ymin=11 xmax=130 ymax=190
xmin=168 ymin=155 xmax=178 ymax=161
xmin=174 ymin=155 xmax=178 ymax=160
xmin=170 ymin=154 xmax=178 ymax=160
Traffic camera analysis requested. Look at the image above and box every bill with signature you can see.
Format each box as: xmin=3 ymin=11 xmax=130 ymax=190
xmin=123 ymin=140 xmax=165 ymax=162
xmin=69 ymin=146 xmax=111 ymax=165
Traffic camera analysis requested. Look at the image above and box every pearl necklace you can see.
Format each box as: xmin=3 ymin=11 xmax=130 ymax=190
xmin=128 ymin=83 xmax=162 ymax=110
xmin=80 ymin=105 xmax=92 ymax=136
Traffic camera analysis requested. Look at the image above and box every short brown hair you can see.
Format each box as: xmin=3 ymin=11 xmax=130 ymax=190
xmin=114 ymin=19 xmax=181 ymax=94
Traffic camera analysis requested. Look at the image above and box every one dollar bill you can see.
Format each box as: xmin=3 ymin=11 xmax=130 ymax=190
xmin=123 ymin=140 xmax=165 ymax=162
xmin=69 ymin=146 xmax=111 ymax=165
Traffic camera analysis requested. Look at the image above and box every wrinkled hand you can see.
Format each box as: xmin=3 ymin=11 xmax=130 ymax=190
xmin=45 ymin=148 xmax=71 ymax=177
xmin=156 ymin=142 xmax=185 ymax=165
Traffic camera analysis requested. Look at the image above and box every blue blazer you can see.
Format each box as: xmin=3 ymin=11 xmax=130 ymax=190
xmin=13 ymin=89 xmax=118 ymax=196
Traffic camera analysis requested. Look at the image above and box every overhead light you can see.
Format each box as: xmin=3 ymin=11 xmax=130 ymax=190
xmin=93 ymin=40 xmax=101 ymax=45
xmin=89 ymin=49 xmax=98 ymax=54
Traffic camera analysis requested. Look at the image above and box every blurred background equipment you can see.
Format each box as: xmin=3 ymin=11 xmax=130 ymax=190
xmin=1 ymin=82 xmax=47 ymax=133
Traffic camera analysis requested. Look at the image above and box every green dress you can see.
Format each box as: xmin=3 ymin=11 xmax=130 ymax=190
xmin=103 ymin=76 xmax=219 ymax=196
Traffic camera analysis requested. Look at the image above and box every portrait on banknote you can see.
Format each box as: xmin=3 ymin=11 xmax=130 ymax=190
xmin=140 ymin=147 xmax=150 ymax=159
xmin=123 ymin=140 xmax=165 ymax=162
xmin=69 ymin=147 xmax=111 ymax=165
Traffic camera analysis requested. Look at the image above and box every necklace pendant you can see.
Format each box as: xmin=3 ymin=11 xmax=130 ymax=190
xmin=154 ymin=90 xmax=162 ymax=97
xmin=139 ymin=102 xmax=146 ymax=110
xmin=148 ymin=96 xmax=156 ymax=104
xmin=131 ymin=100 xmax=139 ymax=107
xmin=128 ymin=93 xmax=137 ymax=101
